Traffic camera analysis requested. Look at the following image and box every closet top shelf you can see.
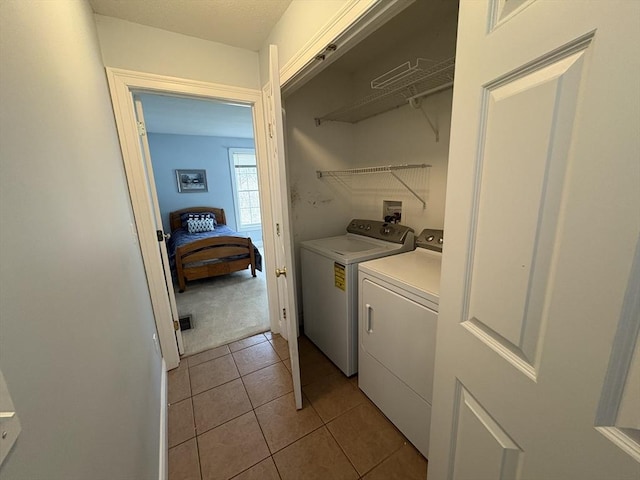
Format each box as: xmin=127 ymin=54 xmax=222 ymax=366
xmin=315 ymin=56 xmax=455 ymax=126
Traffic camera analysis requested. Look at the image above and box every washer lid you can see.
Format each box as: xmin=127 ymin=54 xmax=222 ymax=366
xmin=301 ymin=234 xmax=410 ymax=264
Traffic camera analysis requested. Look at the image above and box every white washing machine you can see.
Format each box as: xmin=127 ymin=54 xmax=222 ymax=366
xmin=300 ymin=219 xmax=415 ymax=376
xmin=358 ymin=229 xmax=443 ymax=457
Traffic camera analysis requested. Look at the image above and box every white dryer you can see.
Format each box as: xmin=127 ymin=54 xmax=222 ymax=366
xmin=358 ymin=229 xmax=443 ymax=457
xmin=300 ymin=219 xmax=415 ymax=376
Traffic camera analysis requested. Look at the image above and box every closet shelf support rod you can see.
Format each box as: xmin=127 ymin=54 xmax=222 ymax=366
xmin=389 ymin=171 xmax=426 ymax=209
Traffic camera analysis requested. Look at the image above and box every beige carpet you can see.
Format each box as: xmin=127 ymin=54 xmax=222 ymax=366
xmin=175 ymin=268 xmax=269 ymax=356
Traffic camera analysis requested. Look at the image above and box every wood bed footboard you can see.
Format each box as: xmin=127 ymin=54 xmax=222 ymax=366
xmin=175 ymin=235 xmax=256 ymax=292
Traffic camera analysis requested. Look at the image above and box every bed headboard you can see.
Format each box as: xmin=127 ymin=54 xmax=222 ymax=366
xmin=169 ymin=207 xmax=227 ymax=231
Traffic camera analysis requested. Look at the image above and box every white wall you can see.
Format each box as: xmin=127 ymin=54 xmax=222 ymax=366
xmin=0 ymin=2 xmax=162 ymax=479
xmin=259 ymin=0 xmax=350 ymax=84
xmin=95 ymin=14 xmax=261 ymax=89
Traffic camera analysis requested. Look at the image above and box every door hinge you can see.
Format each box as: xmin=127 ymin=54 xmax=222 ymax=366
xmin=137 ymin=121 xmax=146 ymax=136
xmin=268 ymin=122 xmax=273 ymax=138
xmin=282 ymin=308 xmax=287 ymax=320
xmin=173 ymin=320 xmax=179 ymax=331
xmin=276 ymin=223 xmax=280 ymax=236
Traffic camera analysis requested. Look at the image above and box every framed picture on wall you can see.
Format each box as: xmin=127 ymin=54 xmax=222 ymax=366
xmin=176 ymin=169 xmax=208 ymax=193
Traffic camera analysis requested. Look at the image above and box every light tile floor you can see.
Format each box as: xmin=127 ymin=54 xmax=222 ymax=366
xmin=168 ymin=332 xmax=428 ymax=480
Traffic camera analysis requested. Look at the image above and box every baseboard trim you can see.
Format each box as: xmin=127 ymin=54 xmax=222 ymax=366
xmin=158 ymin=358 xmax=168 ymax=480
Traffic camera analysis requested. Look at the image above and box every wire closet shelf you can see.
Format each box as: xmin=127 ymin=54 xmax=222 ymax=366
xmin=315 ymin=56 xmax=455 ymax=126
xmin=316 ymin=164 xmax=430 ymax=209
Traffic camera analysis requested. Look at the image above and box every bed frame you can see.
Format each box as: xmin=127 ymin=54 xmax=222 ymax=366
xmin=169 ymin=207 xmax=256 ymax=292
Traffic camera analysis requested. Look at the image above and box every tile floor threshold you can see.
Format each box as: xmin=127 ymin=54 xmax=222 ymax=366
xmin=168 ymin=332 xmax=428 ymax=480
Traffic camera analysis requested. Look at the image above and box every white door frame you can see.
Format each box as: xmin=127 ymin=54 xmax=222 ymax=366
xmin=106 ymin=68 xmax=279 ymax=370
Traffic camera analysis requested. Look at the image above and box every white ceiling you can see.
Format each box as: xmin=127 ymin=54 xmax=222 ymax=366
xmin=138 ymin=94 xmax=255 ymax=138
xmin=89 ymin=0 xmax=292 ymax=51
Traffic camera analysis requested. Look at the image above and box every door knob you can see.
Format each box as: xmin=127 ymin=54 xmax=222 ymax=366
xmin=275 ymin=267 xmax=287 ymax=278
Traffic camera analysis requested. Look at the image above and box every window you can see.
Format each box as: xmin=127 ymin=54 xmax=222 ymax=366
xmin=228 ymin=148 xmax=261 ymax=231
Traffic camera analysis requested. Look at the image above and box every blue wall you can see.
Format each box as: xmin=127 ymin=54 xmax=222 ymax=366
xmin=147 ymin=133 xmax=255 ymax=231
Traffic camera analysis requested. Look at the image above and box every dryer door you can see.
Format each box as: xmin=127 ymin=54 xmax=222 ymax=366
xmin=360 ymin=277 xmax=437 ymax=401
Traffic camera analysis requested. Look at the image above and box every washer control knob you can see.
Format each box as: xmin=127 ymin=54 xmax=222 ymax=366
xmin=358 ymin=224 xmax=364 ymax=229
xmin=365 ymin=225 xmax=371 ymax=231
xmin=427 ymin=235 xmax=434 ymax=242
xmin=438 ymin=237 xmax=444 ymax=244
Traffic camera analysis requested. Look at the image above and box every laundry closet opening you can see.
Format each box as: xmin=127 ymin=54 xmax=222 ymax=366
xmin=137 ymin=93 xmax=270 ymax=356
xmin=282 ymin=0 xmax=458 ymax=323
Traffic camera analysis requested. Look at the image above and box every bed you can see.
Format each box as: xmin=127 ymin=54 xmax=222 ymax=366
xmin=167 ymin=207 xmax=262 ymax=292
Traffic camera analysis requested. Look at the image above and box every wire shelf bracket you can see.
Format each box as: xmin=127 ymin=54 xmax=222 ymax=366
xmin=316 ymin=164 xmax=430 ymax=209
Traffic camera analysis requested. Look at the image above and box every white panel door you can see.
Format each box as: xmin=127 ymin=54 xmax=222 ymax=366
xmin=133 ymin=97 xmax=184 ymax=355
xmin=429 ymin=1 xmax=640 ymax=478
xmin=265 ymin=45 xmax=303 ymax=409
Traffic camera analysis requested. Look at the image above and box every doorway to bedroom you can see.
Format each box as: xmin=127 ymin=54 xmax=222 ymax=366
xmin=137 ymin=92 xmax=269 ymax=356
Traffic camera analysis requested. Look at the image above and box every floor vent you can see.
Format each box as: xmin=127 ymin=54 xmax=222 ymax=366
xmin=179 ymin=314 xmax=192 ymax=330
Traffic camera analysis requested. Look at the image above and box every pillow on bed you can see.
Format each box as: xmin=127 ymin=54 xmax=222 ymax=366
xmin=180 ymin=212 xmax=217 ymax=229
xmin=187 ymin=216 xmax=215 ymax=233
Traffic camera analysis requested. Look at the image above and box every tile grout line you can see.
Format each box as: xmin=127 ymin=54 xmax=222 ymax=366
xmin=184 ymin=364 xmax=203 ymax=480
xmin=195 ymin=431 xmax=204 ymax=480
xmin=324 ymin=415 xmax=362 ymax=478
xmin=271 ymin=453 xmax=284 ymax=480
xmin=184 ymin=361 xmax=203 ymax=480
xmin=234 ymin=349 xmax=279 ymax=479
